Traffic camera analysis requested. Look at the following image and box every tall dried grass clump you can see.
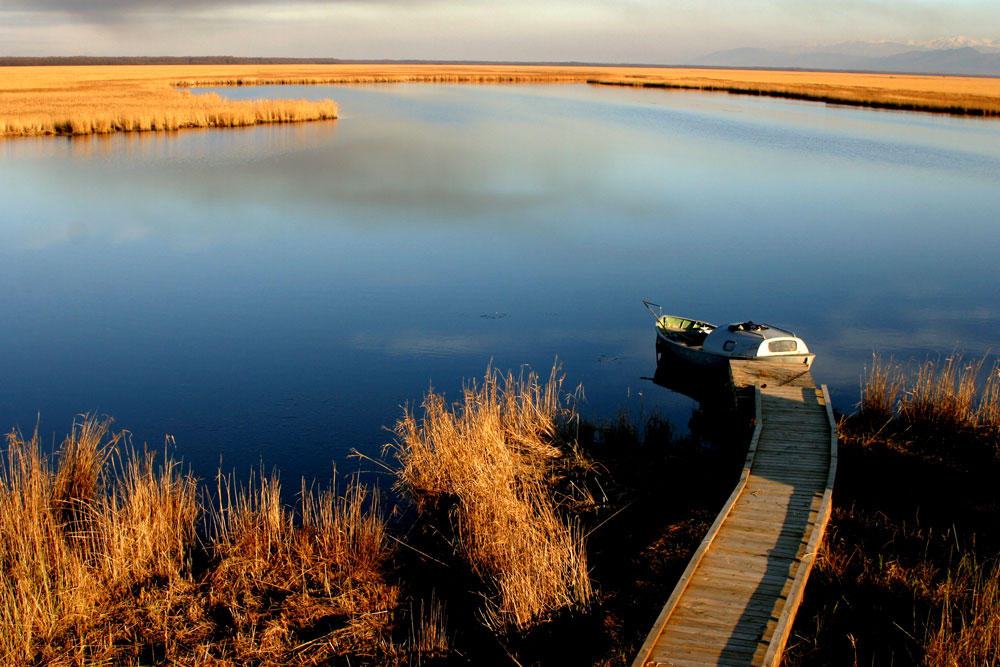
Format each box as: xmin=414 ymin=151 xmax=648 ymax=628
xmin=407 ymin=593 xmax=452 ymax=662
xmin=389 ymin=365 xmax=592 ymax=631
xmin=860 ymin=353 xmax=1000 ymax=435
xmin=859 ymin=353 xmax=905 ymax=421
xmin=924 ymin=556 xmax=1000 ymax=666
xmin=0 ymin=417 xmax=200 ymax=665
xmin=0 ymin=416 xmax=400 ymax=666
xmin=205 ymin=471 xmax=398 ymax=663
xmin=904 ymin=355 xmax=984 ymax=429
xmin=978 ymin=362 xmax=1000 ymax=434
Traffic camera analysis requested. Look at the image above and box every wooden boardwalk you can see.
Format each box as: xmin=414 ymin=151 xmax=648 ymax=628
xmin=632 ymin=361 xmax=838 ymax=667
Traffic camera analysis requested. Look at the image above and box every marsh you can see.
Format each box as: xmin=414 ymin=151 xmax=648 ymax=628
xmin=2 ymin=82 xmax=999 ymax=485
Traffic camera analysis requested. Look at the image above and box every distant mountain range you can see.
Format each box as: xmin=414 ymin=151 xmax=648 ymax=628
xmin=695 ymin=37 xmax=1000 ymax=76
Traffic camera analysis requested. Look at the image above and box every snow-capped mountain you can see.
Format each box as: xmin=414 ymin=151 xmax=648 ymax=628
xmin=695 ymin=37 xmax=1000 ymax=75
xmin=919 ymin=36 xmax=1000 ymax=52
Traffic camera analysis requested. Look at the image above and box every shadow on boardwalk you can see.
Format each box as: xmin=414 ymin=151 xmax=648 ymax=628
xmin=633 ymin=365 xmax=836 ymax=666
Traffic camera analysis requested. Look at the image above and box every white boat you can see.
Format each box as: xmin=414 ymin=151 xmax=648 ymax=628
xmin=643 ymin=301 xmax=815 ymax=370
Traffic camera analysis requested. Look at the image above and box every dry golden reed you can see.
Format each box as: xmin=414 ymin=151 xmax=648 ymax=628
xmin=859 ymin=353 xmax=906 ymax=421
xmin=589 ymin=68 xmax=1000 ymax=117
xmin=3 ymin=63 xmax=999 ymax=139
xmin=924 ymin=556 xmax=1000 ymax=666
xmin=0 ymin=418 xmax=200 ymax=665
xmin=0 ymin=66 xmax=338 ymax=137
xmin=860 ymin=353 xmax=1000 ymax=433
xmin=0 ymin=416 xmax=399 ymax=666
xmin=205 ymin=471 xmax=398 ymax=662
xmin=389 ymin=364 xmax=592 ymax=631
xmin=803 ymin=362 xmax=1000 ymax=666
xmin=407 ymin=593 xmax=452 ymax=661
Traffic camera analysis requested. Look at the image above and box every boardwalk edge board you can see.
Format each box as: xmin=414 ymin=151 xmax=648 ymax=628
xmin=633 ymin=363 xmax=836 ymax=667
xmin=629 ymin=385 xmax=764 ymax=667
xmin=759 ymin=385 xmax=837 ymax=665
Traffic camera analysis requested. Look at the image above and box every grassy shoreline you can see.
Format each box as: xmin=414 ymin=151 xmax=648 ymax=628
xmin=2 ymin=64 xmax=999 ymax=138
xmin=785 ymin=355 xmax=1000 ymax=665
xmin=3 ymin=356 xmax=998 ymax=665
xmin=0 ymin=364 xmax=751 ymax=665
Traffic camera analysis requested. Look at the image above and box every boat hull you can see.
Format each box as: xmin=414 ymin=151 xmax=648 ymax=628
xmin=656 ymin=334 xmax=815 ymax=370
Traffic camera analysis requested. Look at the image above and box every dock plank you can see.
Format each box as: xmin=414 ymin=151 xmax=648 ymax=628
xmin=632 ymin=362 xmax=836 ymax=667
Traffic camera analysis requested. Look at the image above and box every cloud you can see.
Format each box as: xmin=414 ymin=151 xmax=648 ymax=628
xmin=6 ymin=0 xmax=419 ymax=11
xmin=3 ymin=0 xmax=998 ymax=61
xmin=1 ymin=0 xmax=433 ymax=27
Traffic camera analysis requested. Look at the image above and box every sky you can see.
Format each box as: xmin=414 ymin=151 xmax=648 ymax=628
xmin=1 ymin=0 xmax=998 ymax=62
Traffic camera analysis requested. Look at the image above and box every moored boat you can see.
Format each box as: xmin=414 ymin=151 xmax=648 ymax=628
xmin=643 ymin=301 xmax=815 ymax=369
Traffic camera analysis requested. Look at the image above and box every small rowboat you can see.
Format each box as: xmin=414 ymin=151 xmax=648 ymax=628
xmin=643 ymin=301 xmax=815 ymax=369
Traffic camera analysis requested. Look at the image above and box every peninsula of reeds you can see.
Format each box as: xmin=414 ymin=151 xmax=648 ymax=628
xmin=3 ymin=63 xmax=1000 ymax=138
xmin=0 ymin=66 xmax=338 ymax=137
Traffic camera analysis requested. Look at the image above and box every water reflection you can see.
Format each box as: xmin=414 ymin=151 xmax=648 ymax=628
xmin=647 ymin=355 xmax=731 ymax=406
xmin=1 ymin=83 xmax=999 ymax=487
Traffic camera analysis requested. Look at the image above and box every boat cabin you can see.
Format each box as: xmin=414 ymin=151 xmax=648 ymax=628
xmin=701 ymin=322 xmax=810 ymax=360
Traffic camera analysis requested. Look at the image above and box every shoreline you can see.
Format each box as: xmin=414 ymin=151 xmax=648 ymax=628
xmin=3 ymin=356 xmax=998 ymax=664
xmin=2 ymin=64 xmax=999 ymax=138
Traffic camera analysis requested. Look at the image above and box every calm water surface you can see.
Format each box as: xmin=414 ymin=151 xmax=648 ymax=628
xmin=2 ymin=84 xmax=999 ymax=484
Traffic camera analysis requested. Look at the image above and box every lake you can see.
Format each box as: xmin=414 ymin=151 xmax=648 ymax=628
xmin=2 ymin=83 xmax=998 ymax=486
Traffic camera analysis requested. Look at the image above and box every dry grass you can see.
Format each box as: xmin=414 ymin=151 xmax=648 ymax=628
xmin=588 ymin=67 xmax=1000 ymax=117
xmin=925 ymin=556 xmax=1000 ymax=666
xmin=785 ymin=354 xmax=1000 ymax=666
xmin=0 ymin=365 xmax=597 ymax=664
xmin=0 ymin=417 xmax=200 ymax=665
xmin=859 ymin=353 xmax=1000 ymax=434
xmin=407 ymin=593 xmax=452 ymax=662
xmin=0 ymin=415 xmax=399 ymax=666
xmin=2 ymin=64 xmax=999 ymax=138
xmin=0 ymin=66 xmax=338 ymax=137
xmin=859 ymin=353 xmax=906 ymax=422
xmin=388 ymin=364 xmax=593 ymax=631
xmin=905 ymin=355 xmax=985 ymax=429
xmin=204 ymin=471 xmax=398 ymax=663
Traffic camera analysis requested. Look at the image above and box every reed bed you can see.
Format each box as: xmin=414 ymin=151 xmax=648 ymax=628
xmin=589 ymin=70 xmax=1000 ymax=117
xmin=0 ymin=66 xmax=338 ymax=137
xmin=171 ymin=64 xmax=1000 ymax=117
xmin=0 ymin=416 xmax=399 ymax=666
xmin=859 ymin=353 xmax=1000 ymax=434
xmin=388 ymin=365 xmax=593 ymax=631
xmin=0 ymin=418 xmax=200 ymax=664
xmin=785 ymin=353 xmax=1000 ymax=666
xmin=203 ymin=471 xmax=398 ymax=663
xmin=858 ymin=353 xmax=907 ymax=422
xmin=924 ymin=556 xmax=1000 ymax=666
xmin=3 ymin=64 xmax=1000 ymax=138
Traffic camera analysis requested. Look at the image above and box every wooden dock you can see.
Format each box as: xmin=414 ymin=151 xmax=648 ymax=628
xmin=632 ymin=360 xmax=838 ymax=667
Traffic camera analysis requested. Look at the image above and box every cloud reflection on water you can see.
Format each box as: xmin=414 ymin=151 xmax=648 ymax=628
xmin=2 ymin=83 xmax=1000 ymax=486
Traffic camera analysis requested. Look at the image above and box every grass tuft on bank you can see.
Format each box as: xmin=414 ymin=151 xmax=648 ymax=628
xmin=860 ymin=353 xmax=1000 ymax=435
xmin=0 ymin=417 xmax=398 ymax=666
xmin=388 ymin=365 xmax=593 ymax=632
xmin=786 ymin=353 xmax=1000 ymax=666
xmin=0 ymin=364 xmax=612 ymax=665
xmin=12 ymin=353 xmax=998 ymax=665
